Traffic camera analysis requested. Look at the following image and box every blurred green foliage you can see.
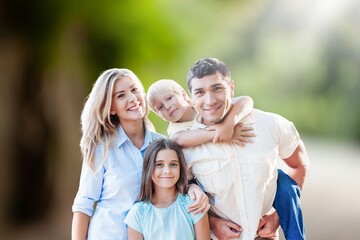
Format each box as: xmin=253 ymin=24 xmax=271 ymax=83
xmin=5 ymin=0 xmax=360 ymax=139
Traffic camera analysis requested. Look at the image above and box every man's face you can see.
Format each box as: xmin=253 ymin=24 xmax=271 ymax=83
xmin=190 ymin=72 xmax=234 ymax=126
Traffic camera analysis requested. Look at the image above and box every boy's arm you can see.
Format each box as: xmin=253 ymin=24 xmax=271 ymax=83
xmin=171 ymin=129 xmax=215 ymax=148
xmin=212 ymin=96 xmax=254 ymax=143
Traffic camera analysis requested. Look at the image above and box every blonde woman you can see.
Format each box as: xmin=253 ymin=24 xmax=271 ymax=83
xmin=71 ymin=69 xmax=209 ymax=240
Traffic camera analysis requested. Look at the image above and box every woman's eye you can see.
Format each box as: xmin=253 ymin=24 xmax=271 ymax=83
xmin=117 ymin=94 xmax=125 ymax=98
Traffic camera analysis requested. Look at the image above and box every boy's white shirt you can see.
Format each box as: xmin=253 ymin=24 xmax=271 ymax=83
xmin=167 ymin=119 xmax=197 ymax=138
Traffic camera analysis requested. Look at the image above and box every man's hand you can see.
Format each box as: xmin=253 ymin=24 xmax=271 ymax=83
xmin=187 ymin=183 xmax=210 ymax=214
xmin=257 ymin=208 xmax=280 ymax=239
xmin=209 ymin=215 xmax=242 ymax=240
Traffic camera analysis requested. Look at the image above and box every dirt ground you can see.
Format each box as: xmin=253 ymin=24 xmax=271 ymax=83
xmin=2 ymin=137 xmax=360 ymax=239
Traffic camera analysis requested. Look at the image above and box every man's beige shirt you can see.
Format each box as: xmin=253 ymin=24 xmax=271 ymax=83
xmin=181 ymin=109 xmax=300 ymax=240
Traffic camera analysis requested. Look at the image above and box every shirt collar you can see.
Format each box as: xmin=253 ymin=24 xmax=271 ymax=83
xmin=116 ymin=124 xmax=153 ymax=150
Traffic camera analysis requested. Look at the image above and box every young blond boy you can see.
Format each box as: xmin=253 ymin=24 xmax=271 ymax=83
xmin=147 ymin=79 xmax=254 ymax=148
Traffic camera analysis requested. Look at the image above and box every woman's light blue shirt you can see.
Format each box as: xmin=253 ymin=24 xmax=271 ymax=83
xmin=72 ymin=126 xmax=164 ymax=240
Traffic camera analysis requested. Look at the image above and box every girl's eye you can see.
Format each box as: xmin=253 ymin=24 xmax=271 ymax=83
xmin=155 ymin=163 xmax=163 ymax=167
xmin=170 ymin=163 xmax=179 ymax=167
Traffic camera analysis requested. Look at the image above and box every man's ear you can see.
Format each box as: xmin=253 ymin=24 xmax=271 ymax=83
xmin=229 ymin=80 xmax=235 ymax=97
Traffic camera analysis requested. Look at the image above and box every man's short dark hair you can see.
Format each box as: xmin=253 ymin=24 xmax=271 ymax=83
xmin=186 ymin=57 xmax=231 ymax=91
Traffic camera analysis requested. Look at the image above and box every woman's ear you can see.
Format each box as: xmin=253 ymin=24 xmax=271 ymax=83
xmin=110 ymin=109 xmax=116 ymax=115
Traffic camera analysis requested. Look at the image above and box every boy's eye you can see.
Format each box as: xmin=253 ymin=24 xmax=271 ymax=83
xmin=156 ymin=105 xmax=163 ymax=111
xmin=167 ymin=95 xmax=173 ymax=101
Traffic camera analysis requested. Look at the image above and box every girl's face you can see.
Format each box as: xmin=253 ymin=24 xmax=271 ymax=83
xmin=111 ymin=76 xmax=146 ymax=122
xmin=150 ymin=91 xmax=191 ymax=123
xmin=152 ymin=149 xmax=180 ymax=190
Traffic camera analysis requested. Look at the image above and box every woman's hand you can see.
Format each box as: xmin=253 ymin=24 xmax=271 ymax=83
xmin=187 ymin=183 xmax=210 ymax=214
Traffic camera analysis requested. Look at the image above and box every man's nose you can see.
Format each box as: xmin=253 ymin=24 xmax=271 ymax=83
xmin=205 ymin=92 xmax=216 ymax=106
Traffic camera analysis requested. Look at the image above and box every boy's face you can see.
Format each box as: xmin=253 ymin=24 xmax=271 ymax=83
xmin=190 ymin=72 xmax=234 ymax=126
xmin=150 ymin=91 xmax=191 ymax=123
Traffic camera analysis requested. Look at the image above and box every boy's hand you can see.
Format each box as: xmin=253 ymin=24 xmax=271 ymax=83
xmin=231 ymin=123 xmax=255 ymax=146
xmin=207 ymin=123 xmax=234 ymax=144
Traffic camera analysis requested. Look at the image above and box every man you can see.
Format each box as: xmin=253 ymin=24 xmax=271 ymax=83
xmin=183 ymin=58 xmax=309 ymax=239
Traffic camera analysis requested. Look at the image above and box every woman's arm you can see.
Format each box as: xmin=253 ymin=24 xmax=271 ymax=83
xmin=71 ymin=212 xmax=90 ymax=240
xmin=194 ymin=213 xmax=210 ymax=240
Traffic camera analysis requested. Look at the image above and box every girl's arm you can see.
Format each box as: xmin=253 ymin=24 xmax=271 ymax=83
xmin=71 ymin=212 xmax=90 ymax=240
xmin=171 ymin=129 xmax=215 ymax=148
xmin=194 ymin=213 xmax=210 ymax=240
xmin=212 ymin=96 xmax=254 ymax=143
xmin=128 ymin=226 xmax=144 ymax=240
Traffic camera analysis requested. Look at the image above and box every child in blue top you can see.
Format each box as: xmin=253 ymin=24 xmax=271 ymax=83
xmin=125 ymin=138 xmax=210 ymax=240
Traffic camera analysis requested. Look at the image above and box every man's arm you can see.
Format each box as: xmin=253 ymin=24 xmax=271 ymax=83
xmin=283 ymin=139 xmax=310 ymax=190
xmin=208 ymin=215 xmax=242 ymax=239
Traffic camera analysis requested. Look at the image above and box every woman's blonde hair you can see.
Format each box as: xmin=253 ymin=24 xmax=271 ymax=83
xmin=80 ymin=68 xmax=154 ymax=171
xmin=147 ymin=79 xmax=191 ymax=112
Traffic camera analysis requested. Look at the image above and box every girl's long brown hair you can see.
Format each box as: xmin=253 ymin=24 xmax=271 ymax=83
xmin=137 ymin=138 xmax=189 ymax=202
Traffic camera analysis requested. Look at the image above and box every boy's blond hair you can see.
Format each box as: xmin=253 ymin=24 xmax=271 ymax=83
xmin=147 ymin=79 xmax=190 ymax=111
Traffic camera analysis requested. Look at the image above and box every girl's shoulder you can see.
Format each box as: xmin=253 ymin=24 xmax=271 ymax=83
xmin=178 ymin=193 xmax=194 ymax=207
xmin=132 ymin=200 xmax=152 ymax=216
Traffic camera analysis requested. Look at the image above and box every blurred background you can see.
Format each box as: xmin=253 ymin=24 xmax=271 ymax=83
xmin=1 ymin=0 xmax=359 ymax=239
